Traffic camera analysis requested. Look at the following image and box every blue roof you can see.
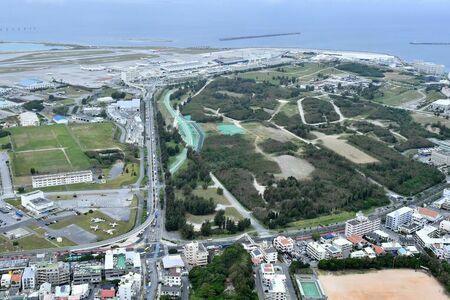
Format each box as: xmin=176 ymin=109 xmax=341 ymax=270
xmin=19 ymin=78 xmax=42 ymax=87
xmin=398 ymin=248 xmax=407 ymax=255
xmin=53 ymin=115 xmax=66 ymax=121
xmin=322 ymin=233 xmax=335 ymax=239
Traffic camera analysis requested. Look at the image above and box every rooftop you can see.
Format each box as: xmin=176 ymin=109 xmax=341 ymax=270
xmin=162 ymin=255 xmax=184 ymax=269
xmin=417 ymin=207 xmax=440 ymax=219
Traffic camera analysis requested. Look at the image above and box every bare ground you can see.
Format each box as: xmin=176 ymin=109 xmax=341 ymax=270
xmin=314 ymin=132 xmax=378 ymax=164
xmin=273 ymin=155 xmax=315 ymax=180
xmin=319 ymin=269 xmax=448 ymax=300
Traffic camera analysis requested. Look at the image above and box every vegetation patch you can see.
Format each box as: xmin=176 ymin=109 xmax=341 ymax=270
xmin=336 ymin=62 xmax=385 ymax=78
xmin=259 ymin=138 xmax=298 ymax=154
xmin=302 ymin=97 xmax=340 ymax=124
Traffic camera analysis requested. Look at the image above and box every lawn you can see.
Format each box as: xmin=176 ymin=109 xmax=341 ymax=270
xmin=287 ymin=211 xmax=357 ymax=229
xmin=192 ymin=188 xmax=229 ymax=205
xmin=374 ymin=86 xmax=423 ymax=106
xmin=48 ymin=205 xmax=137 ymax=241
xmin=7 ymin=123 xmax=123 ymax=178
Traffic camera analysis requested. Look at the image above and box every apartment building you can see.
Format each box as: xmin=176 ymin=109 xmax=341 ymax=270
xmin=273 ymin=236 xmax=294 ymax=253
xmin=118 ymin=272 xmax=141 ymax=300
xmin=385 ymin=207 xmax=414 ymax=231
xmin=345 ymin=212 xmax=381 ymax=237
xmin=72 ymin=262 xmax=103 ymax=285
xmin=306 ymin=242 xmax=328 ymax=261
xmin=32 ymin=170 xmax=93 ymax=188
xmin=22 ymin=266 xmax=36 ymax=290
xmin=34 ymin=261 xmax=70 ymax=286
xmin=183 ymin=241 xmax=208 ymax=266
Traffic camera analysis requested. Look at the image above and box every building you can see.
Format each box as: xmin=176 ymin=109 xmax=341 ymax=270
xmin=160 ymin=285 xmax=182 ymax=298
xmin=10 ymin=270 xmax=22 ymax=290
xmin=345 ymin=212 xmax=381 ymax=237
xmin=273 ymin=236 xmax=294 ymax=253
xmin=415 ymin=225 xmax=450 ymax=259
xmin=161 ymin=255 xmax=184 ymax=296
xmin=104 ymin=249 xmax=141 ymax=281
xmin=97 ymin=96 xmax=115 ymax=103
xmin=118 ymin=272 xmax=141 ymax=300
xmin=413 ymin=61 xmax=445 ymax=76
xmin=431 ymin=148 xmax=450 ymax=166
xmin=323 ymin=244 xmax=342 ymax=259
xmin=100 ymin=287 xmax=116 ymax=300
xmin=306 ymin=242 xmax=328 ymax=261
xmin=162 ymin=268 xmax=182 ymax=287
xmin=19 ymin=111 xmax=39 ymax=127
xmin=19 ymin=79 xmax=54 ymax=91
xmin=183 ymin=241 xmax=208 ymax=266
xmin=1 ymin=273 xmax=11 ymax=288
xmin=385 ymin=207 xmax=414 ymax=231
xmin=22 ymin=266 xmax=36 ymax=290
xmin=111 ymin=99 xmax=140 ymax=112
xmin=264 ymin=247 xmax=278 ymax=264
xmin=34 ymin=261 xmax=70 ymax=286
xmin=429 ymin=99 xmax=450 ymax=113
xmin=72 ymin=262 xmax=102 ymax=285
xmin=259 ymin=264 xmax=287 ymax=300
xmin=332 ymin=238 xmax=353 ymax=258
xmin=32 ymin=170 xmax=93 ymax=188
xmin=414 ymin=207 xmax=442 ymax=223
xmin=53 ymin=115 xmax=68 ymax=125
xmin=20 ymin=190 xmax=55 ymax=216
xmin=71 ymin=283 xmax=90 ymax=299
xmin=440 ymin=220 xmax=450 ymax=232
xmin=55 ymin=285 xmax=71 ymax=299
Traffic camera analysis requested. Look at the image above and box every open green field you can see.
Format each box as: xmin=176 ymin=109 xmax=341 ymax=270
xmin=192 ymin=188 xmax=229 ymax=205
xmin=374 ymin=86 xmax=423 ymax=106
xmin=287 ymin=211 xmax=357 ymax=229
xmin=49 ymin=203 xmax=137 ymax=241
xmin=7 ymin=123 xmax=121 ymax=177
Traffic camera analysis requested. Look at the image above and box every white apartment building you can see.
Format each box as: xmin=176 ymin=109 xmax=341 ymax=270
xmin=440 ymin=220 xmax=450 ymax=232
xmin=183 ymin=241 xmax=208 ymax=266
xmin=264 ymin=247 xmax=278 ymax=264
xmin=431 ymin=148 xmax=450 ymax=166
xmin=34 ymin=261 xmax=70 ymax=286
xmin=265 ymin=278 xmax=287 ymax=300
xmin=385 ymin=207 xmax=414 ymax=231
xmin=19 ymin=111 xmax=39 ymax=127
xmin=345 ymin=212 xmax=381 ymax=237
xmin=22 ymin=266 xmax=36 ymax=290
xmin=32 ymin=170 xmax=93 ymax=188
xmin=332 ymin=238 xmax=353 ymax=257
xmin=273 ymin=236 xmax=294 ymax=253
xmin=413 ymin=61 xmax=445 ymax=76
xmin=118 ymin=272 xmax=141 ymax=300
xmin=259 ymin=264 xmax=287 ymax=300
xmin=306 ymin=242 xmax=328 ymax=261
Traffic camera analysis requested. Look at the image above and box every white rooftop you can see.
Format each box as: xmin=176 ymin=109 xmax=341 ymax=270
xmin=162 ymin=255 xmax=185 ymax=269
xmin=433 ymin=99 xmax=450 ymax=106
xmin=386 ymin=206 xmax=413 ymax=217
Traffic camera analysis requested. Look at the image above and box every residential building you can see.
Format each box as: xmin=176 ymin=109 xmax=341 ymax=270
xmin=413 ymin=61 xmax=445 ymax=76
xmin=22 ymin=266 xmax=36 ymax=290
xmin=273 ymin=236 xmax=294 ymax=253
xmin=414 ymin=207 xmax=442 ymax=223
xmin=71 ymin=283 xmax=90 ymax=299
xmin=440 ymin=220 xmax=450 ymax=232
xmin=431 ymin=148 xmax=450 ymax=166
xmin=385 ymin=207 xmax=414 ymax=231
xmin=306 ymin=242 xmax=328 ymax=261
xmin=20 ymin=190 xmax=55 ymax=216
xmin=264 ymin=247 xmax=278 ymax=264
xmin=104 ymin=249 xmax=141 ymax=281
xmin=32 ymin=170 xmax=93 ymax=188
xmin=160 ymin=285 xmax=182 ymax=298
xmin=381 ymin=242 xmax=403 ymax=252
xmin=100 ymin=287 xmax=116 ymax=299
xmin=183 ymin=241 xmax=208 ymax=266
xmin=35 ymin=261 xmax=70 ymax=286
xmin=118 ymin=272 xmax=141 ymax=300
xmin=1 ymin=273 xmax=11 ymax=288
xmin=55 ymin=285 xmax=71 ymax=299
xmin=19 ymin=111 xmax=39 ymax=127
xmin=332 ymin=238 xmax=353 ymax=258
xmin=72 ymin=262 xmax=103 ymax=285
xmin=415 ymin=225 xmax=450 ymax=258
xmin=350 ymin=250 xmax=366 ymax=258
xmin=10 ymin=270 xmax=22 ymax=290
xmin=162 ymin=268 xmax=182 ymax=287
xmin=259 ymin=264 xmax=287 ymax=300
xmin=345 ymin=212 xmax=381 ymax=237
xmin=323 ymin=244 xmax=342 ymax=259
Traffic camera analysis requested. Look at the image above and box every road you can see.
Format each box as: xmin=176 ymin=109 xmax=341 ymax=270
xmin=0 ymin=150 xmax=14 ymax=198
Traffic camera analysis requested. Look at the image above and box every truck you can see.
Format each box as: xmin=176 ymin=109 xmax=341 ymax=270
xmin=15 ymin=211 xmax=23 ymax=218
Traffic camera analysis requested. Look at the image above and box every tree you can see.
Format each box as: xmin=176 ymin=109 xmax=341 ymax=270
xmin=214 ymin=210 xmax=226 ymax=228
xmin=217 ymin=188 xmax=223 ymax=195
xmin=181 ymin=223 xmax=195 ymax=239
xmin=311 ymin=232 xmax=321 ymax=241
xmin=168 ymin=248 xmax=178 ymax=254
xmin=201 ymin=220 xmax=212 ymax=236
xmin=30 ymin=168 xmax=36 ymax=175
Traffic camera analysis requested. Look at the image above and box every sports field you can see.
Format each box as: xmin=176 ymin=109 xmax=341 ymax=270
xmin=8 ymin=123 xmax=121 ymax=177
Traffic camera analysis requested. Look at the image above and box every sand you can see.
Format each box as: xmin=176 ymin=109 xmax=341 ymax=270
xmin=314 ymin=132 xmax=378 ymax=164
xmin=274 ymin=154 xmax=315 ymax=179
xmin=319 ymin=269 xmax=448 ymax=300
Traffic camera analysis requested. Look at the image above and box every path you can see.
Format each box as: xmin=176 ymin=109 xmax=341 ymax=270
xmin=268 ymin=99 xmax=288 ymax=122
xmin=209 ymin=173 xmax=269 ymax=236
xmin=297 ymin=97 xmax=346 ymax=126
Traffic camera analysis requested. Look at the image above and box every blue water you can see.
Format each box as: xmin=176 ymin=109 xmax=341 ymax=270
xmin=0 ymin=42 xmax=67 ymax=52
xmin=0 ymin=0 xmax=449 ymax=68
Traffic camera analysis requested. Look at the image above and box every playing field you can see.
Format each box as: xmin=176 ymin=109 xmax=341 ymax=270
xmin=7 ymin=123 xmax=121 ymax=177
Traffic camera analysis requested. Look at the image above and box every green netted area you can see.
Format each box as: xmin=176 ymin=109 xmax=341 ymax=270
xmin=217 ymin=123 xmax=245 ymax=135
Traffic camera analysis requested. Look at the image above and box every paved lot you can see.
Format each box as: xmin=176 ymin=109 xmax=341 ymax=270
xmin=100 ymin=207 xmax=131 ymax=221
xmin=0 ymin=151 xmax=14 ymax=197
xmin=47 ymin=224 xmax=97 ymax=244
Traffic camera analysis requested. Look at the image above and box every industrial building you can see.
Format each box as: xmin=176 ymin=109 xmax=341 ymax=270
xmin=344 ymin=212 xmax=381 ymax=237
xmin=385 ymin=207 xmax=414 ymax=231
xmin=431 ymin=148 xmax=450 ymax=166
xmin=111 ymin=98 xmax=141 ymax=112
xmin=32 ymin=170 xmax=93 ymax=188
xmin=18 ymin=111 xmax=39 ymax=127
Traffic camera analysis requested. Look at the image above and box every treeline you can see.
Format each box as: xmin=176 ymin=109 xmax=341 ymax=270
xmin=23 ymin=100 xmax=44 ymax=112
xmin=262 ymin=145 xmax=387 ymax=227
xmin=258 ymin=138 xmax=299 ymax=154
xmin=272 ymin=112 xmax=312 ymax=139
xmin=318 ymin=253 xmax=450 ymax=293
xmin=336 ymin=62 xmax=385 ymax=78
xmin=352 ymin=121 xmax=397 ymax=143
xmin=348 ymin=135 xmax=444 ymax=195
xmin=189 ymin=244 xmax=258 ymax=299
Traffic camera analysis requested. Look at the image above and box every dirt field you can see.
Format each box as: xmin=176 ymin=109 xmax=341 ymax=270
xmin=243 ymin=122 xmax=292 ymax=142
xmin=412 ymin=112 xmax=450 ymax=128
xmin=319 ymin=269 xmax=448 ymax=300
xmin=274 ymin=155 xmax=315 ymax=179
xmin=314 ymin=132 xmax=378 ymax=164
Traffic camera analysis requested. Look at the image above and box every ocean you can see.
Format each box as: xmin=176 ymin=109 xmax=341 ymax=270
xmin=0 ymin=0 xmax=449 ymax=70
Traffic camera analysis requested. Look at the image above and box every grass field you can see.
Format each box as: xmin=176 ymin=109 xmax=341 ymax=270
xmin=374 ymin=86 xmax=423 ymax=106
xmin=192 ymin=188 xmax=229 ymax=205
xmin=287 ymin=211 xmax=356 ymax=229
xmin=7 ymin=123 xmax=121 ymax=177
xmin=0 ymin=233 xmax=58 ymax=252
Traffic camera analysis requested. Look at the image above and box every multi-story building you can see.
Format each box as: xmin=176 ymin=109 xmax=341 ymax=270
xmin=19 ymin=111 xmax=39 ymax=127
xmin=345 ymin=212 xmax=381 ymax=237
xmin=34 ymin=261 xmax=70 ymax=286
xmin=385 ymin=207 xmax=414 ymax=231
xmin=118 ymin=272 xmax=141 ymax=300
xmin=22 ymin=266 xmax=36 ymax=290
xmin=413 ymin=61 xmax=445 ymax=76
xmin=32 ymin=170 xmax=93 ymax=188
xmin=264 ymin=247 xmax=278 ymax=264
xmin=72 ymin=262 xmax=103 ymax=285
xmin=10 ymin=270 xmax=22 ymax=290
xmin=20 ymin=190 xmax=55 ymax=216
xmin=183 ymin=241 xmax=208 ymax=266
xmin=162 ymin=268 xmax=182 ymax=287
xmin=273 ymin=236 xmax=294 ymax=253
xmin=306 ymin=242 xmax=328 ymax=261
xmin=104 ymin=249 xmax=141 ymax=281
xmin=259 ymin=264 xmax=287 ymax=300
xmin=1 ymin=273 xmax=11 ymax=289
xmin=332 ymin=238 xmax=353 ymax=257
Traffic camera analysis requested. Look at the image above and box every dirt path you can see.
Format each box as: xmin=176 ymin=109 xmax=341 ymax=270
xmin=268 ymin=99 xmax=288 ymax=122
